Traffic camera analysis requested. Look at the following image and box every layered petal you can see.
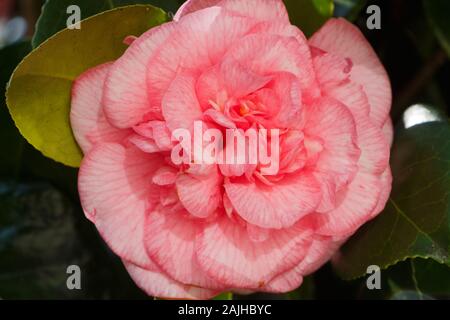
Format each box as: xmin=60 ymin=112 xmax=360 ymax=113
xmin=197 ymin=57 xmax=272 ymax=107
xmin=225 ymin=33 xmax=316 ymax=96
xmin=70 ymin=63 xmax=130 ymax=154
xmin=304 ymin=97 xmax=360 ymax=189
xmin=225 ymin=172 xmax=321 ymax=229
xmin=176 ymin=167 xmax=223 ymax=218
xmin=312 ymin=45 xmax=390 ymax=176
xmin=355 ymin=114 xmax=390 ymax=174
xmin=270 ymin=72 xmax=303 ymax=128
xmin=73 ymin=4 xmax=393 ymax=298
xmin=175 ymin=0 xmax=290 ymax=24
xmin=103 ymin=22 xmax=175 ymax=128
xmin=148 ymin=7 xmax=258 ymax=111
xmin=196 ymin=216 xmax=314 ymax=289
xmin=310 ymin=18 xmax=391 ymax=127
xmin=382 ymin=118 xmax=394 ymax=146
xmin=124 ymin=261 xmax=218 ymax=299
xmin=145 ymin=208 xmax=226 ymax=290
xmin=316 ymin=171 xmax=382 ymax=237
xmin=295 ymin=236 xmax=343 ymax=276
xmin=263 ymin=236 xmax=341 ymax=292
xmin=174 ymin=0 xmax=222 ymax=21
xmin=371 ymin=167 xmax=392 ymax=218
xmin=325 ymin=81 xmax=371 ymax=120
xmin=162 ymin=73 xmax=203 ymax=131
xmin=312 ymin=50 xmax=371 ymax=120
xmin=219 ymin=0 xmax=290 ymax=23
xmin=78 ymin=143 xmax=163 ymax=267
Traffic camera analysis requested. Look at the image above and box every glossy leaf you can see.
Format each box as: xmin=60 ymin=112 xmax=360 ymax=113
xmin=335 ymin=121 xmax=450 ymax=279
xmin=381 ymin=258 xmax=450 ymax=299
xmin=283 ymin=0 xmax=334 ymax=37
xmin=214 ymin=292 xmax=233 ymax=300
xmin=33 ymin=0 xmax=179 ymax=48
xmin=409 ymin=258 xmax=450 ymax=298
xmin=6 ymin=5 xmax=168 ymax=167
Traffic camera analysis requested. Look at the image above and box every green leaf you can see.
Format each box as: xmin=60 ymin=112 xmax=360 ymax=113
xmin=381 ymin=258 xmax=450 ymax=299
xmin=214 ymin=292 xmax=233 ymax=300
xmin=7 ymin=5 xmax=168 ymax=167
xmin=334 ymin=121 xmax=450 ymax=279
xmin=283 ymin=0 xmax=334 ymax=37
xmin=424 ymin=0 xmax=450 ymax=57
xmin=408 ymin=258 xmax=450 ymax=297
xmin=33 ymin=0 xmax=179 ymax=48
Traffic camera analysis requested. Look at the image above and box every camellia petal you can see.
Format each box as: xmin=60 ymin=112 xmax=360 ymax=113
xmin=145 ymin=208 xmax=226 ymax=290
xmin=103 ymin=22 xmax=176 ymax=128
xmin=316 ymin=172 xmax=382 ymax=237
xmin=304 ymin=97 xmax=360 ymax=190
xmin=148 ymin=7 xmax=257 ymax=111
xmin=162 ymin=73 xmax=203 ymax=132
xmin=176 ymin=168 xmax=223 ymax=218
xmin=263 ymin=236 xmax=341 ymax=292
xmin=78 ymin=143 xmax=162 ymax=268
xmin=124 ymin=260 xmax=218 ymax=299
xmin=196 ymin=215 xmax=314 ymax=289
xmin=225 ymin=172 xmax=321 ymax=229
xmin=225 ymin=33 xmax=316 ymax=96
xmin=70 ymin=1 xmax=393 ymax=299
xmin=70 ymin=63 xmax=130 ymax=154
xmin=175 ymin=0 xmax=290 ymax=23
xmin=310 ymin=18 xmax=392 ymax=128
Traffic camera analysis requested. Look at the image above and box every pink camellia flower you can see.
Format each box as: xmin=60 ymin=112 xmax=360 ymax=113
xmin=71 ymin=0 xmax=392 ymax=299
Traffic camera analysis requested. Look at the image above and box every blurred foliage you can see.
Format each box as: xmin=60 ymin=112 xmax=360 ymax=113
xmin=424 ymin=0 xmax=450 ymax=57
xmin=0 ymin=182 xmax=88 ymax=299
xmin=0 ymin=0 xmax=450 ymax=300
xmin=284 ymin=0 xmax=334 ymax=36
xmin=0 ymin=41 xmax=30 ymax=178
xmin=334 ymin=0 xmax=367 ymax=21
xmin=32 ymin=0 xmax=179 ymax=48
